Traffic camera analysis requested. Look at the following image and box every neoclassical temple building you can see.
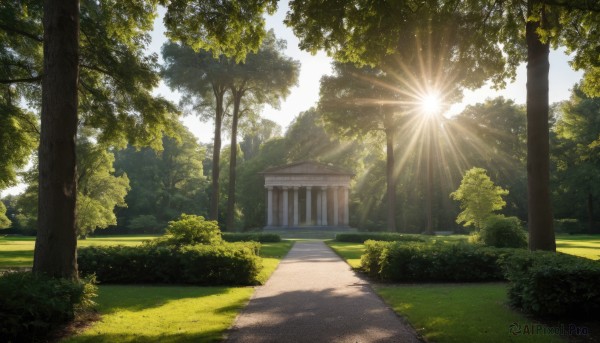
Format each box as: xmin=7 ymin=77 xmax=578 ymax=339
xmin=261 ymin=161 xmax=353 ymax=228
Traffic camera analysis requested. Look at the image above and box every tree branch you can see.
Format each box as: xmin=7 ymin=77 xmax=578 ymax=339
xmin=0 ymin=24 xmax=43 ymax=42
xmin=0 ymin=75 xmax=42 ymax=84
xmin=542 ymin=0 xmax=600 ymax=12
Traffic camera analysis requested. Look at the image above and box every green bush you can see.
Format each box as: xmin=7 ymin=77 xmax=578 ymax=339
xmin=503 ymin=251 xmax=600 ymax=317
xmin=335 ymin=232 xmax=425 ymax=243
xmin=78 ymin=242 xmax=262 ymax=285
xmin=154 ymin=214 xmax=221 ymax=247
xmin=222 ymin=232 xmax=281 ymax=243
xmin=0 ymin=272 xmax=96 ymax=342
xmin=361 ymin=240 xmax=512 ymax=282
xmin=477 ymin=215 xmax=527 ymax=248
xmin=554 ymin=218 xmax=583 ymax=234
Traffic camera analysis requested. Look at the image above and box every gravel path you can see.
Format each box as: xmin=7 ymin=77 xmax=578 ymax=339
xmin=226 ymin=241 xmax=421 ymax=343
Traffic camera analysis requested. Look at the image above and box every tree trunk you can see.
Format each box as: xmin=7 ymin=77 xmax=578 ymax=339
xmin=209 ymin=89 xmax=225 ymax=221
xmin=425 ymin=121 xmax=434 ymax=235
xmin=226 ymin=92 xmax=242 ymax=231
xmin=588 ymin=192 xmax=594 ymax=233
xmin=384 ymin=112 xmax=397 ymax=232
xmin=33 ymin=0 xmax=79 ymax=280
xmin=526 ymin=1 xmax=556 ymax=251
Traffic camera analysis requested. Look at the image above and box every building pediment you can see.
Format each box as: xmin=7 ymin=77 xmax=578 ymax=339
xmin=261 ymin=161 xmax=353 ymax=176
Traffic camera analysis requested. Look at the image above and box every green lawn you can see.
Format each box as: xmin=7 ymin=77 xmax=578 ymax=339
xmin=64 ymin=285 xmax=253 ymax=343
xmin=377 ymin=283 xmax=564 ymax=343
xmin=556 ymin=234 xmax=600 ymax=260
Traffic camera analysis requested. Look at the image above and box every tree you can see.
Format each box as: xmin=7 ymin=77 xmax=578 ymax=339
xmin=319 ymin=63 xmax=403 ymax=231
xmin=114 ymin=123 xmax=208 ymax=230
xmin=553 ymin=84 xmax=600 ymax=232
xmin=224 ymin=31 xmax=299 ymax=230
xmin=0 ymin=201 xmax=10 ymax=229
xmin=76 ymin=139 xmax=130 ymax=238
xmin=162 ymin=43 xmax=230 ymax=221
xmin=450 ymin=167 xmax=509 ymax=230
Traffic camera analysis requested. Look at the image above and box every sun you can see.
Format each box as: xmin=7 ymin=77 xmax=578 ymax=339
xmin=420 ymin=92 xmax=442 ymax=116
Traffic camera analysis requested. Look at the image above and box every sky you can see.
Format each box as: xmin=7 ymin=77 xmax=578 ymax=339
xmin=149 ymin=2 xmax=584 ymax=144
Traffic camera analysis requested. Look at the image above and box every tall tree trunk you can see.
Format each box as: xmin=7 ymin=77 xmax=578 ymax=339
xmin=209 ymin=89 xmax=225 ymax=221
xmin=526 ymin=1 xmax=556 ymax=251
xmin=226 ymin=92 xmax=242 ymax=231
xmin=33 ymin=0 xmax=79 ymax=280
xmin=588 ymin=192 xmax=594 ymax=233
xmin=425 ymin=120 xmax=434 ymax=235
xmin=384 ymin=112 xmax=396 ymax=232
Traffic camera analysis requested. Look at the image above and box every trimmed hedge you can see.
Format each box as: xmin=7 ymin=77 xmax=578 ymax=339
xmin=335 ymin=233 xmax=425 ymax=243
xmin=78 ymin=242 xmax=262 ymax=285
xmin=361 ymin=240 xmax=512 ymax=282
xmin=0 ymin=271 xmax=96 ymax=342
xmin=222 ymin=232 xmax=281 ymax=243
xmin=554 ymin=218 xmax=583 ymax=234
xmin=503 ymin=251 xmax=600 ymax=317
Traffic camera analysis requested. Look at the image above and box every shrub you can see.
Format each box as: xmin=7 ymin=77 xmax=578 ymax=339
xmin=78 ymin=242 xmax=262 ymax=285
xmin=335 ymin=233 xmax=425 ymax=243
xmin=554 ymin=218 xmax=583 ymax=234
xmin=361 ymin=240 xmax=513 ymax=282
xmin=0 ymin=272 xmax=96 ymax=341
xmin=222 ymin=232 xmax=281 ymax=243
xmin=477 ymin=215 xmax=527 ymax=248
xmin=154 ymin=214 xmax=221 ymax=247
xmin=503 ymin=251 xmax=600 ymax=318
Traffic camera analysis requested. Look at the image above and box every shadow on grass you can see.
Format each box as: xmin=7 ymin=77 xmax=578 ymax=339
xmin=68 ymin=330 xmax=224 ymax=343
xmin=0 ymin=250 xmax=34 ymax=267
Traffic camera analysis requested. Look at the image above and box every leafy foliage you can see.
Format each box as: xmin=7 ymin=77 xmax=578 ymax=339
xmin=504 ymin=251 xmax=600 ymax=317
xmin=222 ymin=232 xmax=281 ymax=243
xmin=0 ymin=271 xmax=97 ymax=341
xmin=450 ymin=167 xmax=509 ymax=230
xmin=154 ymin=214 xmax=222 ymax=247
xmin=76 ymin=139 xmax=130 ymax=237
xmin=0 ymin=201 xmax=10 ymax=229
xmin=476 ymin=215 xmax=527 ymax=248
xmin=361 ymin=240 xmax=510 ymax=282
xmin=553 ymin=218 xmax=583 ymax=234
xmin=77 ymin=242 xmax=262 ymax=286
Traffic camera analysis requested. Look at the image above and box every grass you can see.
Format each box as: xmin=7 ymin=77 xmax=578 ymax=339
xmin=377 ymin=283 xmax=564 ymax=343
xmin=63 ymin=285 xmax=253 ymax=343
xmin=0 ymin=235 xmax=157 ymax=268
xmin=325 ymin=241 xmax=364 ymax=268
xmin=556 ymin=234 xmax=600 ymax=260
xmin=257 ymin=240 xmax=294 ymax=283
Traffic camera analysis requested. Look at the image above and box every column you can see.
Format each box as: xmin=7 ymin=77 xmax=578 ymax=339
xmin=267 ymin=186 xmax=273 ymax=226
xmin=282 ymin=187 xmax=289 ymax=226
xmin=333 ymin=186 xmax=339 ymax=226
xmin=343 ymin=186 xmax=349 ymax=226
xmin=305 ymin=186 xmax=312 ymax=225
xmin=316 ymin=187 xmax=322 ymax=225
xmin=293 ymin=187 xmax=299 ymax=226
xmin=321 ymin=186 xmax=328 ymax=226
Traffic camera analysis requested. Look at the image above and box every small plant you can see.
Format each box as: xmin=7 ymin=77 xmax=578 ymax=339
xmin=477 ymin=215 xmax=527 ymax=248
xmin=158 ymin=214 xmax=222 ymax=247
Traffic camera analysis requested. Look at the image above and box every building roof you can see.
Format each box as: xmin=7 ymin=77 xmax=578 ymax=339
xmin=260 ymin=161 xmax=354 ymax=176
